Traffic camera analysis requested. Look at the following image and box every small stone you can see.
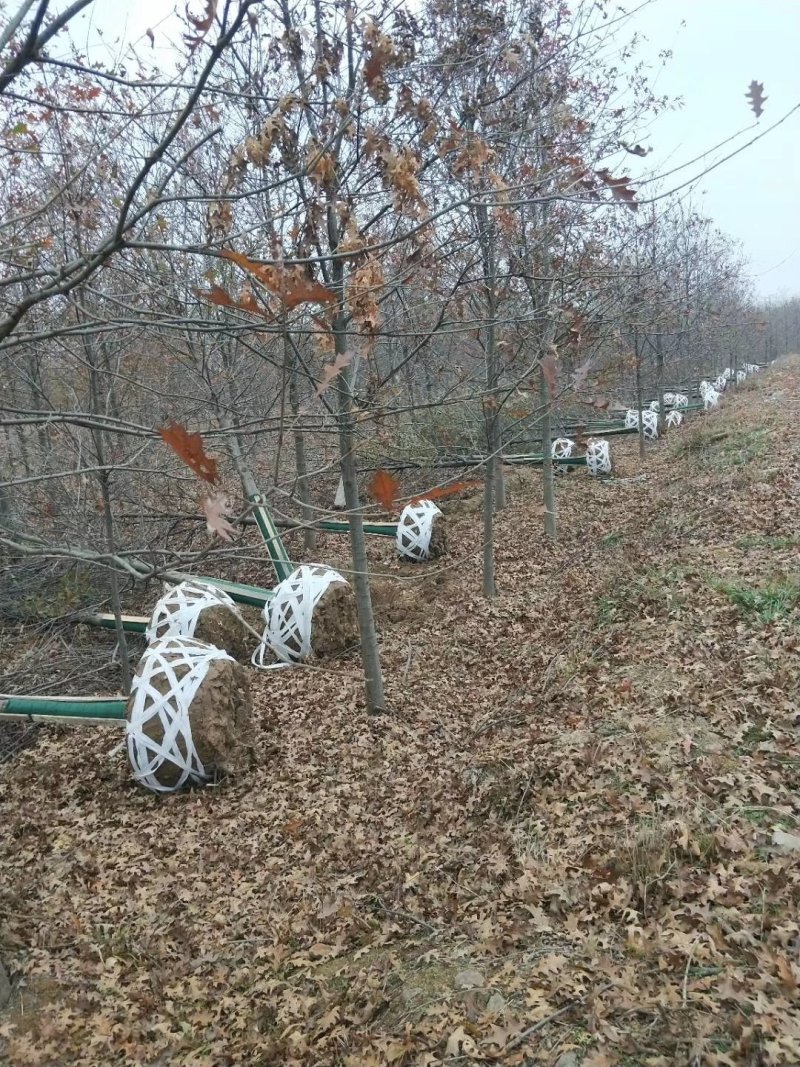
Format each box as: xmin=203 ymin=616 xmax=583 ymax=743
xmin=554 ymin=1052 xmax=579 ymax=1067
xmin=453 ymin=968 xmax=485 ymax=990
xmin=486 ymin=992 xmax=507 ymax=1015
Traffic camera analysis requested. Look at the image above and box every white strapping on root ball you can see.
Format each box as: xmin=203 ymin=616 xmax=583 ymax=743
xmin=146 ymin=580 xmax=235 ymax=643
xmin=699 ymin=381 xmax=721 ymax=410
xmin=624 ymin=409 xmax=658 ymax=440
xmin=551 ymin=437 xmax=576 ymax=460
xmin=255 ymin=564 xmax=357 ymax=666
xmin=672 ymin=393 xmax=689 ymax=408
xmin=665 ymin=409 xmax=683 ymax=429
xmin=585 ymin=438 xmax=612 ymax=476
xmin=146 ymin=580 xmax=251 ymax=662
xmin=396 ymin=499 xmax=445 ymax=561
xmin=126 ymin=636 xmax=253 ymax=793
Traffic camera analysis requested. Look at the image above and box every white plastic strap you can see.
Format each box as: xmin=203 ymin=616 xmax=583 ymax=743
xmin=126 ymin=637 xmax=234 ymax=793
xmin=551 ymin=437 xmax=575 ymax=459
xmin=146 ymin=580 xmax=239 ymax=645
xmin=585 ymin=438 xmax=611 ymax=476
xmin=253 ymin=564 xmax=347 ymax=666
xmin=665 ymin=409 xmax=683 ymax=428
xmin=396 ymin=500 xmax=442 ymax=562
xmin=673 ymin=393 xmax=689 ymax=408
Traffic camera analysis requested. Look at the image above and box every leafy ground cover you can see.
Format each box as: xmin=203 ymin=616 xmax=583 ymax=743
xmin=1 ymin=360 xmax=799 ymax=1066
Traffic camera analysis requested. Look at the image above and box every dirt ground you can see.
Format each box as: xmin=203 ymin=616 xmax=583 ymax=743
xmin=1 ymin=359 xmax=799 ymax=1066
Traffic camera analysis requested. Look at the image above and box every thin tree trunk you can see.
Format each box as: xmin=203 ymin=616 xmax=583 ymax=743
xmin=333 ymin=315 xmax=385 ymax=713
xmin=286 ymin=333 xmax=315 ymax=554
xmin=634 ymin=330 xmax=645 ymax=459
xmin=476 ymin=200 xmax=498 ymax=598
xmin=540 ymin=367 xmax=556 ymax=538
xmin=656 ymin=329 xmax=665 ymax=433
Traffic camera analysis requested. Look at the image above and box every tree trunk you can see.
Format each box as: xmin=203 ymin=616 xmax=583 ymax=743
xmin=476 ymin=200 xmax=498 ymax=598
xmin=333 ymin=318 xmax=386 ymax=713
xmin=286 ymin=335 xmax=316 ymax=554
xmin=540 ymin=366 xmax=556 ymax=539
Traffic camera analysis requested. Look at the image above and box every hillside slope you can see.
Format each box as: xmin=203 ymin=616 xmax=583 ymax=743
xmin=1 ymin=359 xmax=799 ymax=1066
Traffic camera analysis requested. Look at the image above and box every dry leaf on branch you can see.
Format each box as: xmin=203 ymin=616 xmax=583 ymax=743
xmin=195 ymin=283 xmax=269 ymax=319
xmin=222 ymin=249 xmax=336 ymax=309
xmin=541 ymin=349 xmax=558 ymax=393
xmin=201 ymin=491 xmax=237 ymax=541
xmin=317 ymin=351 xmax=353 ymax=396
xmin=596 ymin=168 xmax=638 ymax=210
xmin=368 ymin=469 xmax=400 ymax=511
xmin=184 ymin=0 xmax=216 ymax=49
xmin=409 ymin=479 xmax=482 ymax=504
xmin=745 ymin=80 xmax=767 ymax=118
xmin=158 ymin=422 xmax=218 ymax=484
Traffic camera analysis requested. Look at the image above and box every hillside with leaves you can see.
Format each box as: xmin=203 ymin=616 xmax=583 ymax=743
xmin=1 ymin=360 xmax=799 ymax=1066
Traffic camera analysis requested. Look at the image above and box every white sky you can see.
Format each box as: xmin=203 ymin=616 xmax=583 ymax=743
xmin=65 ymin=0 xmax=800 ymax=301
xmin=621 ymin=0 xmax=800 ymax=301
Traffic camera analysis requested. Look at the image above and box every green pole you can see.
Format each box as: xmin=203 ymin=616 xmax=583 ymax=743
xmin=317 ymin=520 xmax=397 ymax=538
xmin=0 ymin=694 xmax=127 ymax=722
xmin=248 ymin=494 xmax=294 ymax=583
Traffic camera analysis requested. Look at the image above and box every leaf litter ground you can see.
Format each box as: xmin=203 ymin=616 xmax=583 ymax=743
xmin=1 ymin=359 xmax=799 ymax=1066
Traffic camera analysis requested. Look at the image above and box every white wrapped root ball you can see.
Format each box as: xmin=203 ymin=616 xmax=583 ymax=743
xmin=256 ymin=564 xmax=357 ymax=665
xmin=649 ymin=400 xmax=660 ymax=412
xmin=625 ymin=409 xmax=658 ymax=439
xmin=736 ymin=369 xmax=747 ymax=384
xmin=745 ymin=362 xmax=760 ymax=374
xmin=624 ymin=409 xmax=639 ymax=430
xmin=551 ymin=437 xmax=576 ymax=459
xmin=396 ymin=499 xmax=446 ymax=562
xmin=713 ymin=375 xmax=727 ymax=392
xmin=699 ymin=380 xmax=721 ymax=410
xmin=146 ymin=580 xmax=252 ymax=663
xmin=126 ymin=637 xmax=253 ymax=793
xmin=673 ymin=393 xmax=689 ymax=408
xmin=665 ymin=409 xmax=683 ymax=429
xmin=585 ymin=438 xmax=612 ymax=476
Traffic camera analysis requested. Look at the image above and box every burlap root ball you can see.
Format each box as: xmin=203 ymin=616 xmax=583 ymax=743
xmin=126 ymin=638 xmax=255 ymax=792
xmin=193 ymin=604 xmax=254 ymax=663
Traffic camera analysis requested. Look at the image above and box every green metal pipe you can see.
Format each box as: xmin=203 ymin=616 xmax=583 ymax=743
xmin=0 ymin=694 xmax=127 ymax=722
xmin=248 ymin=494 xmax=293 ymax=583
xmin=192 ymin=576 xmax=273 ymax=608
xmin=317 ymin=519 xmax=397 ymax=537
xmin=83 ymin=613 xmax=148 ymax=634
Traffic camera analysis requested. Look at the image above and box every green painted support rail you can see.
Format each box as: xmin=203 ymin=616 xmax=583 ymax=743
xmin=318 ymin=519 xmax=397 ymax=537
xmin=193 ymin=576 xmax=273 ymax=608
xmin=0 ymin=694 xmax=127 ymax=723
xmin=83 ymin=613 xmax=148 ymax=634
xmin=249 ymin=494 xmax=293 ymax=583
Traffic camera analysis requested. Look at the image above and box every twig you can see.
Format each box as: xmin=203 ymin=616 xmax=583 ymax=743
xmin=503 ymin=981 xmax=615 ymax=1055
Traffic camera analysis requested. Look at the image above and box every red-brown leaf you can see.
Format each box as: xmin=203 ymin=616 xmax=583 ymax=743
xmin=195 ymin=284 xmax=268 ymax=318
xmin=222 ymin=249 xmax=336 ymax=309
xmin=368 ymin=469 xmax=400 ymax=511
xmin=159 ymin=422 xmax=218 ymax=484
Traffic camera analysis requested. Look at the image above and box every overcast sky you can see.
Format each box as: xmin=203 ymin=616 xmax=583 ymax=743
xmin=622 ymin=0 xmax=800 ymax=302
xmin=68 ymin=0 xmax=800 ymax=303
